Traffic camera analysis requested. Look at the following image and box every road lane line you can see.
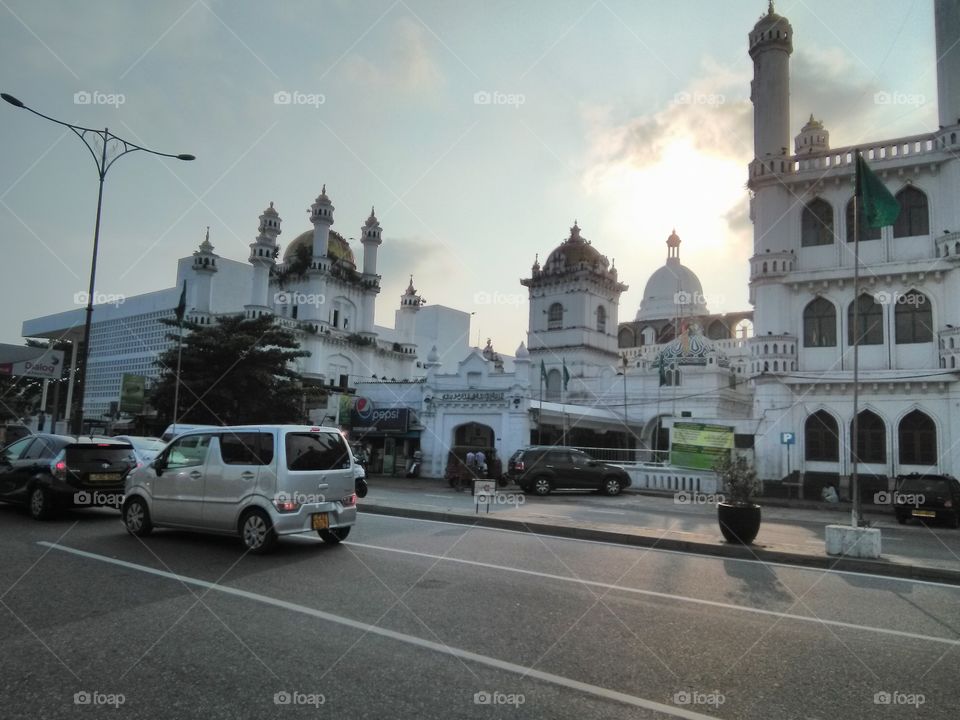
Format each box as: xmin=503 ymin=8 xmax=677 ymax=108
xmin=360 ymin=514 xmax=960 ymax=590
xmin=585 ymin=509 xmax=628 ymax=516
xmin=340 ymin=540 xmax=960 ymax=646
xmin=36 ymin=542 xmax=719 ymax=720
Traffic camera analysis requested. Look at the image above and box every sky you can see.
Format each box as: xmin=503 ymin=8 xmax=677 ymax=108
xmin=0 ymin=0 xmax=939 ymax=355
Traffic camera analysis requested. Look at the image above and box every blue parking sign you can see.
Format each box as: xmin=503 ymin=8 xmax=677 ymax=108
xmin=780 ymin=432 xmax=796 ymax=445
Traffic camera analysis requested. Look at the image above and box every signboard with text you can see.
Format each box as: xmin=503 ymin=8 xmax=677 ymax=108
xmin=119 ymin=374 xmax=147 ymax=414
xmin=670 ymin=422 xmax=735 ymax=471
xmin=0 ymin=350 xmax=64 ymax=379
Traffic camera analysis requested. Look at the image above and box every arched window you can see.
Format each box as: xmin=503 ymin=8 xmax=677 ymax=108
xmin=596 ymin=306 xmax=607 ymax=333
xmin=898 ymin=410 xmax=937 ymax=465
xmin=803 ymin=297 xmax=837 ymax=347
xmin=618 ymin=327 xmax=635 ymax=348
xmin=895 ymin=290 xmax=933 ymax=344
xmin=706 ymin=320 xmax=728 ymax=340
xmin=801 ymin=198 xmax=834 ymax=247
xmin=547 ymin=303 xmax=563 ymax=330
xmin=663 ymin=367 xmax=681 ymax=387
xmin=641 ymin=326 xmax=656 ymax=345
xmin=845 ymin=197 xmax=881 ymax=242
xmin=805 ymin=411 xmax=840 ymax=462
xmin=851 ymin=410 xmax=886 ymax=463
xmin=545 ymin=369 xmax=561 ymax=401
xmin=893 ymin=187 xmax=929 ymax=238
xmin=847 ymin=294 xmax=884 ymax=345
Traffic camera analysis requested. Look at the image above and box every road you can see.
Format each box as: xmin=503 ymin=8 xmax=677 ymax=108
xmin=366 ymin=480 xmax=960 ymax=572
xmin=0 ymin=502 xmax=957 ymax=719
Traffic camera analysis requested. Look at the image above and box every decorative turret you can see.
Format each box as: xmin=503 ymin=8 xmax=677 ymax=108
xmin=309 ymin=184 xmax=334 ymax=259
xmin=191 ymin=227 xmax=218 ymax=317
xmin=247 ymin=202 xmax=281 ymax=319
xmin=936 ymin=0 xmax=960 ymax=128
xmin=666 ymin=229 xmax=681 ymax=262
xmin=395 ymin=276 xmax=424 ymax=356
xmin=361 ymin=206 xmax=382 ymax=276
xmin=794 ymin=114 xmax=829 ymax=154
xmin=749 ymin=1 xmax=793 ymax=164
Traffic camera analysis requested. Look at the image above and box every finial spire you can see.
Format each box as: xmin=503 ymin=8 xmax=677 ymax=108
xmin=205 ymin=225 xmax=210 ymax=242
xmin=768 ymin=0 xmax=774 ymax=14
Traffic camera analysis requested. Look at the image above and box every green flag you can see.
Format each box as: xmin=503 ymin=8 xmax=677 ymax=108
xmin=855 ymin=151 xmax=900 ymax=229
xmin=562 ymin=358 xmax=570 ymax=390
xmin=540 ymin=359 xmax=547 ymax=385
xmin=174 ymin=280 xmax=187 ymax=323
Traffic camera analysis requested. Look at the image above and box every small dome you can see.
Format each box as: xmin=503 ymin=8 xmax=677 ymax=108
xmin=427 ymin=345 xmax=440 ymax=363
xmin=515 ymin=342 xmax=529 ymax=359
xmin=282 ymin=229 xmax=355 ymax=265
xmin=543 ymin=222 xmax=608 ymax=273
xmin=636 ymin=230 xmax=708 ymax=321
xmin=753 ymin=1 xmax=791 ymax=32
xmin=656 ymin=324 xmax=729 ymax=368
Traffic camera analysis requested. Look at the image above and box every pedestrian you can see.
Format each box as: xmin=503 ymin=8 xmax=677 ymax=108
xmin=475 ymin=449 xmax=486 ymax=477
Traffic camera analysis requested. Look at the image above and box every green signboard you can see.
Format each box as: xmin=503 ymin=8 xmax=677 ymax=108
xmin=670 ymin=421 xmax=734 ymax=470
xmin=119 ymin=374 xmax=146 ymax=414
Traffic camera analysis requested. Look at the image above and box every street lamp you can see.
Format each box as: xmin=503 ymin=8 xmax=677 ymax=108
xmin=2 ymin=93 xmax=194 ymax=434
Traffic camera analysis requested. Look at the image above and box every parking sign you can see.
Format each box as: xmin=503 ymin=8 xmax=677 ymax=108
xmin=780 ymin=432 xmax=795 ymax=445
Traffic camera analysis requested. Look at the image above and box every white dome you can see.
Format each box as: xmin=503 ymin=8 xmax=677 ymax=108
xmin=636 ymin=230 xmax=709 ymax=321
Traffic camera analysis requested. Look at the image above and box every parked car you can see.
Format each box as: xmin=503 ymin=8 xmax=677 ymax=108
xmin=892 ymin=473 xmax=960 ymax=528
xmin=0 ymin=434 xmax=137 ymax=519
xmin=123 ymin=425 xmax=358 ymax=552
xmin=159 ymin=423 xmax=220 ymax=442
xmin=506 ymin=446 xmax=631 ymax=496
xmin=113 ymin=435 xmax=165 ymax=465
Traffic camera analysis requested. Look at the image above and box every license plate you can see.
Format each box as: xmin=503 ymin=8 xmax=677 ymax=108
xmin=912 ymin=509 xmax=936 ymax=518
xmin=89 ymin=472 xmax=121 ymax=483
xmin=311 ymin=513 xmax=330 ymax=530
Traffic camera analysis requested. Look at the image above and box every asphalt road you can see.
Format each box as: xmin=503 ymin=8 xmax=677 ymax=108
xmin=0 ymin=502 xmax=958 ymax=719
xmin=366 ymin=480 xmax=960 ymax=571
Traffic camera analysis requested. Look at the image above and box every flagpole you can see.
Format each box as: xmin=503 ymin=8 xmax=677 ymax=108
xmin=172 ymin=320 xmax=183 ymax=437
xmin=538 ymin=363 xmax=544 ymax=445
xmin=851 ymin=151 xmax=862 ymax=528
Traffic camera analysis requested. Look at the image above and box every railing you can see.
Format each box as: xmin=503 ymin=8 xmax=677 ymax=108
xmin=573 ymin=446 xmax=666 ymax=464
xmin=792 ymin=132 xmax=937 ymax=174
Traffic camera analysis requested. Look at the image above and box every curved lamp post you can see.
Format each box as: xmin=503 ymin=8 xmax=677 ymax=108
xmin=1 ymin=93 xmax=194 ymax=434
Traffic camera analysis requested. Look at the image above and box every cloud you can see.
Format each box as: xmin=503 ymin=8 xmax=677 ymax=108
xmin=342 ymin=17 xmax=444 ymax=94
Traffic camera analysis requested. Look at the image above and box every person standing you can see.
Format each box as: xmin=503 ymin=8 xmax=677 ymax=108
xmin=475 ymin=449 xmax=486 ymax=477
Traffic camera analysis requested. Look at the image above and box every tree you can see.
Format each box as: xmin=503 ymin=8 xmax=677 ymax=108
xmin=150 ymin=314 xmax=315 ymax=426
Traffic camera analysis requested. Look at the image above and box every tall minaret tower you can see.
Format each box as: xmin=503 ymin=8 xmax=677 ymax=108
xmin=309 ymin=185 xmax=334 ymax=266
xmin=245 ymin=202 xmax=281 ymax=319
xmin=935 ymin=0 xmax=960 ymax=129
xmin=191 ymin=227 xmax=219 ymax=321
xmin=359 ymin=207 xmax=383 ymax=339
xmin=396 ymin=276 xmax=424 ymax=356
xmin=749 ymin=1 xmax=793 ymax=164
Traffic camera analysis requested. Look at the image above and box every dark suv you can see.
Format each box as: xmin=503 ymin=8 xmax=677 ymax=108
xmin=892 ymin=474 xmax=960 ymax=528
xmin=507 ymin=446 xmax=631 ymax=496
xmin=0 ymin=434 xmax=137 ymax=520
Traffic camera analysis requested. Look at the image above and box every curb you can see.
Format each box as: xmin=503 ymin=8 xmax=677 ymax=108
xmin=358 ymin=503 xmax=960 ymax=586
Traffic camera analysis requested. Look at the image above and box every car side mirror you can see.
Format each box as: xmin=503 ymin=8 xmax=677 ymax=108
xmin=152 ymin=457 xmax=166 ymax=475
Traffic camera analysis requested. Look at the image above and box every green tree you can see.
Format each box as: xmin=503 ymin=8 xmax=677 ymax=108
xmin=150 ymin=314 xmax=313 ymax=426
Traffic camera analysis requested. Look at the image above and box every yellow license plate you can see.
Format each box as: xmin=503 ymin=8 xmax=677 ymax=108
xmin=311 ymin=513 xmax=330 ymax=530
xmin=89 ymin=473 xmax=121 ymax=483
xmin=912 ymin=509 xmax=936 ymax=518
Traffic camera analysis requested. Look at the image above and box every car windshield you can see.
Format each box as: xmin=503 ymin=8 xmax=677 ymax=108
xmin=126 ymin=437 xmax=165 ymax=453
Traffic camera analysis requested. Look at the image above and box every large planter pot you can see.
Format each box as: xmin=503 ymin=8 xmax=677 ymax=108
xmin=718 ymin=502 xmax=761 ymax=544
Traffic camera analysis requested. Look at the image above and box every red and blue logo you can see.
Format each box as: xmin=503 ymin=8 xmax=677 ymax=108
xmin=354 ymin=397 xmax=374 ymax=422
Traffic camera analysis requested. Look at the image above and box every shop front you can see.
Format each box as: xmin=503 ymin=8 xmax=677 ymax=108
xmin=345 ymin=405 xmax=422 ymax=476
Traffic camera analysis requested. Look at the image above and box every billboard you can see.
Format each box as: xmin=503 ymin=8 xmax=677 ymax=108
xmin=0 ymin=350 xmax=64 ymax=379
xmin=670 ymin=421 xmax=734 ymax=471
xmin=350 ymin=404 xmax=411 ymax=433
xmin=119 ymin=374 xmax=147 ymax=414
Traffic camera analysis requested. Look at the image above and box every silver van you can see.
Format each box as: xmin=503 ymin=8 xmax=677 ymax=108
xmin=122 ymin=425 xmax=358 ymax=552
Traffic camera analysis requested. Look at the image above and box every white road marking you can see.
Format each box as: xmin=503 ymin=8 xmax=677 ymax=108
xmin=343 ymin=541 xmax=960 ymax=646
xmin=359 ymin=513 xmax=960 ymax=591
xmin=585 ymin=509 xmax=628 ymax=516
xmin=37 ymin=542 xmax=719 ymax=720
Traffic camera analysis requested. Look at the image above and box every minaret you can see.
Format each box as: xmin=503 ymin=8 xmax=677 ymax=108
xmin=794 ymin=114 xmax=829 ymax=155
xmin=359 ymin=207 xmax=383 ymax=339
xmin=245 ymin=202 xmax=281 ymax=319
xmin=309 ymin=185 xmax=334 ymax=263
xmin=396 ymin=276 xmax=424 ymax=355
xmin=749 ymin=1 xmax=793 ymax=164
xmin=936 ymin=0 xmax=960 ymax=128
xmin=191 ymin=227 xmax=219 ymax=320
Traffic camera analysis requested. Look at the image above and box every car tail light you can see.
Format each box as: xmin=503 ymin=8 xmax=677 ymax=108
xmin=273 ymin=498 xmax=300 ymax=513
xmin=341 ymin=493 xmax=357 ymax=507
xmin=50 ymin=451 xmax=67 ymax=481
xmin=515 ymin=461 xmax=525 ymax=472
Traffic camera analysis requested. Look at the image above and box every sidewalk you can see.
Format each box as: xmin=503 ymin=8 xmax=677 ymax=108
xmin=359 ymin=475 xmax=960 ymax=585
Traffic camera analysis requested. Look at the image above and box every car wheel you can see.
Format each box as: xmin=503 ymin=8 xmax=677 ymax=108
xmin=239 ymin=509 xmax=277 ymax=553
xmin=28 ymin=485 xmax=55 ymax=521
xmin=532 ymin=476 xmax=552 ymax=496
xmin=319 ymin=526 xmax=351 ymax=544
xmin=122 ymin=497 xmax=153 ymax=536
xmin=601 ymin=477 xmax=623 ymax=496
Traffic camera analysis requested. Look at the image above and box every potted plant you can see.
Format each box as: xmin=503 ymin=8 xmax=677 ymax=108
xmin=714 ymin=454 xmax=762 ymax=544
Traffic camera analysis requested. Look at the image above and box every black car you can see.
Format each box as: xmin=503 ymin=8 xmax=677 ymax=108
xmin=507 ymin=446 xmax=631 ymax=496
xmin=0 ymin=434 xmax=137 ymax=520
xmin=892 ymin=474 xmax=960 ymax=528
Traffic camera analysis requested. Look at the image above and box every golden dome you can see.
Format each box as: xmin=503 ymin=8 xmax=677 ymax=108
xmin=282 ymin=229 xmax=355 ymax=266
